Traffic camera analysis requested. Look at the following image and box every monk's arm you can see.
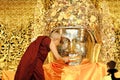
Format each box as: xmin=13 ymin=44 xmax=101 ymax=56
xmin=50 ymin=40 xmax=69 ymax=63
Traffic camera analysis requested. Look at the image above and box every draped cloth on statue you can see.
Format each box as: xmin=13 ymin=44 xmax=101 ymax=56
xmin=43 ymin=60 xmax=67 ymax=80
xmin=43 ymin=59 xmax=107 ymax=80
xmin=15 ymin=36 xmax=51 ymax=80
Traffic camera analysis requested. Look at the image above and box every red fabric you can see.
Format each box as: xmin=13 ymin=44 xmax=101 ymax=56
xmin=14 ymin=36 xmax=51 ymax=80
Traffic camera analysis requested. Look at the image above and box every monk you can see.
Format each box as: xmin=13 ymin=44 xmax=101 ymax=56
xmin=14 ymin=32 xmax=69 ymax=80
xmin=106 ymin=60 xmax=120 ymax=80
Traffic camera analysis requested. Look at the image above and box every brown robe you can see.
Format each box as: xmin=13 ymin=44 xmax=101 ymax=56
xmin=14 ymin=36 xmax=51 ymax=80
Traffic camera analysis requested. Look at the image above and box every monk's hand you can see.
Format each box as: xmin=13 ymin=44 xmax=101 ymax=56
xmin=62 ymin=56 xmax=70 ymax=63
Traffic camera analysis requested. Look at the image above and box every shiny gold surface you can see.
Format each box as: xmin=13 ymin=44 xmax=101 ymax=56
xmin=52 ymin=26 xmax=96 ymax=65
xmin=0 ymin=0 xmax=37 ymax=78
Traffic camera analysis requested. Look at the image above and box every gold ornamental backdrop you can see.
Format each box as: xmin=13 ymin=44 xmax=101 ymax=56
xmin=0 ymin=0 xmax=37 ymax=78
xmin=0 ymin=0 xmax=120 ymax=78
